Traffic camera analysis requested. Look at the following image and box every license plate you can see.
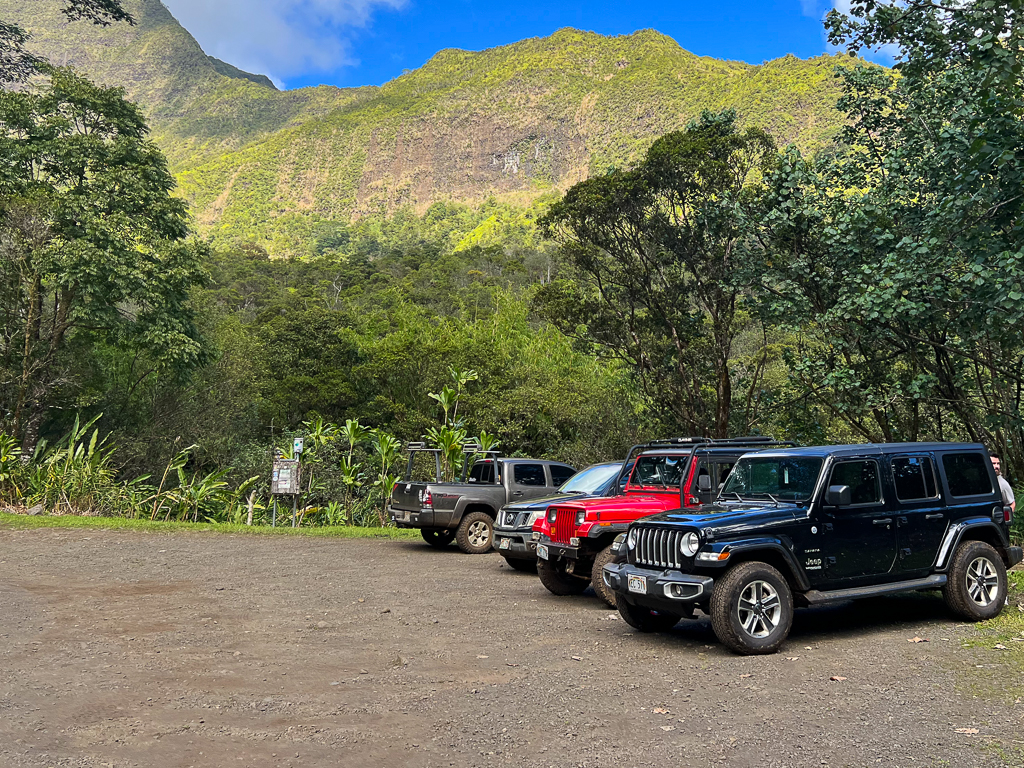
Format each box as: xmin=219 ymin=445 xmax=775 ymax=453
xmin=627 ymin=574 xmax=648 ymax=594
xmin=499 ymin=538 xmax=511 ymax=550
xmin=537 ymin=544 xmax=549 ymax=560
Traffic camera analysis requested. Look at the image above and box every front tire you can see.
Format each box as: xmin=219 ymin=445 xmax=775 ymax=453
xmin=591 ymin=545 xmax=618 ymax=607
xmin=421 ymin=528 xmax=455 ymax=549
xmin=943 ymin=540 xmax=1007 ymax=621
xmin=615 ymin=594 xmax=681 ymax=633
xmin=710 ymin=561 xmax=793 ymax=655
xmin=537 ymin=558 xmax=589 ymax=596
xmin=455 ymin=511 xmax=494 ymax=554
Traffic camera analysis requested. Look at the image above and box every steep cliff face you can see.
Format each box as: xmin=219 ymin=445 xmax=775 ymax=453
xmin=3 ymin=0 xmax=853 ymax=254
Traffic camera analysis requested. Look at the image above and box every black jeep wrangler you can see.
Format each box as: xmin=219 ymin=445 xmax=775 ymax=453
xmin=603 ymin=443 xmax=1023 ymax=655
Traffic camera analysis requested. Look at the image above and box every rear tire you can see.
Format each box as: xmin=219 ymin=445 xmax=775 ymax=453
xmin=455 ymin=511 xmax=494 ymax=554
xmin=421 ymin=528 xmax=455 ymax=549
xmin=614 ymin=594 xmax=681 ymax=633
xmin=943 ymin=540 xmax=1007 ymax=621
xmin=503 ymin=557 xmax=537 ymax=573
xmin=591 ymin=545 xmax=618 ymax=607
xmin=710 ymin=561 xmax=793 ymax=656
xmin=537 ymin=558 xmax=589 ymax=596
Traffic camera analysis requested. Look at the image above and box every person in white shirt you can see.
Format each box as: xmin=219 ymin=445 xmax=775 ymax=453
xmin=990 ymin=454 xmax=1016 ymax=514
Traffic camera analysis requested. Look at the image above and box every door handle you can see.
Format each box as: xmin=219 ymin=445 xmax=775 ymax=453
xmin=873 ymin=518 xmax=893 ymax=526
xmin=512 ymin=491 xmax=523 ymax=497
xmin=925 ymin=513 xmax=944 ymax=520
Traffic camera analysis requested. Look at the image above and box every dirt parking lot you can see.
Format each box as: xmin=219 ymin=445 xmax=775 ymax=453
xmin=0 ymin=528 xmax=1022 ymax=768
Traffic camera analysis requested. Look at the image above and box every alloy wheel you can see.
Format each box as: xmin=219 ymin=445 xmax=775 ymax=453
xmin=468 ymin=520 xmax=490 ymax=548
xmin=737 ymin=580 xmax=782 ymax=639
xmin=966 ymin=556 xmax=999 ymax=607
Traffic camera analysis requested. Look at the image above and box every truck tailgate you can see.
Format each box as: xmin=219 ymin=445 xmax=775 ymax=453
xmin=391 ymin=481 xmax=428 ymax=511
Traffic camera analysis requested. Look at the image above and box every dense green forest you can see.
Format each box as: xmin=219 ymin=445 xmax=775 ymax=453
xmin=0 ymin=0 xmax=1020 ymax=541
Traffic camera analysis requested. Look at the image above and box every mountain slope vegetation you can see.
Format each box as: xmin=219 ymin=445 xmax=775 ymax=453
xmin=5 ymin=0 xmax=854 ymax=253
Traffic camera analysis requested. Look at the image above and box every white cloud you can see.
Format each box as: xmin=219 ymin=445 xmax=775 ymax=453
xmin=162 ymin=0 xmax=406 ymax=87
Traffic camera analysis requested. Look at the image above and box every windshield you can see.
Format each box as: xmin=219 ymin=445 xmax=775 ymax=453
xmin=720 ymin=457 xmax=823 ymax=501
xmin=627 ymin=454 xmax=688 ymax=491
xmin=560 ymin=463 xmax=622 ymax=494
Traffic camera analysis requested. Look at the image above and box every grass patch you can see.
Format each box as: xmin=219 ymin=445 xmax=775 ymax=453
xmin=0 ymin=512 xmax=418 ymax=540
xmin=969 ymin=570 xmax=1024 ymax=647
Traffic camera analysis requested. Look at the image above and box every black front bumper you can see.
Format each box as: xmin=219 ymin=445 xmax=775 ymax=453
xmin=604 ymin=562 xmax=714 ymax=611
xmin=1008 ymin=546 xmax=1023 ymax=568
xmin=536 ymin=541 xmax=583 ymax=561
xmin=492 ymin=528 xmax=536 ymax=559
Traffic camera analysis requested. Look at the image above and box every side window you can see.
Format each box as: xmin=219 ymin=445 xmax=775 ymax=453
xmin=892 ymin=456 xmax=939 ymax=501
xmin=513 ymin=463 xmax=547 ymax=487
xmin=469 ymin=462 xmax=495 ymax=484
xmin=942 ymin=452 xmax=993 ymax=497
xmin=829 ymin=460 xmax=882 ymax=505
xmin=550 ymin=465 xmax=574 ymax=487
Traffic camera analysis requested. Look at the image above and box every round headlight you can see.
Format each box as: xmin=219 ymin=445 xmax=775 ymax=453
xmin=575 ymin=511 xmax=585 ymax=526
xmin=627 ymin=528 xmax=638 ymax=550
xmin=681 ymin=532 xmax=700 ymax=557
xmin=547 ymin=509 xmax=557 ymax=523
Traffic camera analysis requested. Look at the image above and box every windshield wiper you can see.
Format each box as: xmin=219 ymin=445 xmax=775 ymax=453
xmin=722 ymin=492 xmax=744 ymax=502
xmin=765 ymin=493 xmax=780 ymax=507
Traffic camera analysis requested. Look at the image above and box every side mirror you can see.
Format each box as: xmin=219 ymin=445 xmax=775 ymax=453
xmin=826 ymin=485 xmax=852 ymax=507
xmin=697 ymin=474 xmax=713 ymax=492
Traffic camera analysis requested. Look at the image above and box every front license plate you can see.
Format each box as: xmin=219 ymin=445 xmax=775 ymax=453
xmin=499 ymin=538 xmax=511 ymax=550
xmin=537 ymin=544 xmax=549 ymax=560
xmin=627 ymin=574 xmax=648 ymax=594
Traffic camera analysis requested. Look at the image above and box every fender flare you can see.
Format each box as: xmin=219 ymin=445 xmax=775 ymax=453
xmin=934 ymin=517 xmax=1010 ymax=571
xmin=720 ymin=538 xmax=813 ymax=592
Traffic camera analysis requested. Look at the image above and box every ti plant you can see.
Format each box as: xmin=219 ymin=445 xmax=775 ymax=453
xmin=370 ymin=429 xmax=402 ymax=526
xmin=339 ymin=418 xmax=370 ymax=526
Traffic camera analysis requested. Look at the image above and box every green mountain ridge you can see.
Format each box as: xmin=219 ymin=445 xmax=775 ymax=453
xmin=3 ymin=0 xmax=857 ymax=254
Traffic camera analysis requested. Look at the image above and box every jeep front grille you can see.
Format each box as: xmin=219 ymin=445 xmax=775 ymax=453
xmin=551 ymin=508 xmax=577 ymax=544
xmin=631 ymin=527 xmax=686 ymax=570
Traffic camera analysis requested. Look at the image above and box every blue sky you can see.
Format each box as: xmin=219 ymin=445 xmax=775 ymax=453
xmin=162 ymin=0 xmax=872 ymax=90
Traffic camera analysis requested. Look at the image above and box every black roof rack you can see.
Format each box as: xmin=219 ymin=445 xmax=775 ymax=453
xmin=405 ymin=442 xmax=441 ymax=452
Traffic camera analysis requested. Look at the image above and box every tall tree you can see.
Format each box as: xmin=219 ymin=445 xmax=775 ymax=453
xmin=0 ymin=66 xmax=208 ymax=445
xmin=1 ymin=0 xmax=133 ymax=84
xmin=536 ymin=110 xmax=775 ymax=437
xmin=757 ymin=0 xmax=1024 ymax=474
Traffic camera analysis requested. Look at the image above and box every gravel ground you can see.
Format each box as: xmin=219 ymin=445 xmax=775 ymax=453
xmin=0 ymin=528 xmax=1021 ymax=768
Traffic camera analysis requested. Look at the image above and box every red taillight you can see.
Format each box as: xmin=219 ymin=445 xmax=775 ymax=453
xmin=422 ymin=490 xmax=433 ymax=508
xmin=1006 ymin=506 xmax=1013 ymax=524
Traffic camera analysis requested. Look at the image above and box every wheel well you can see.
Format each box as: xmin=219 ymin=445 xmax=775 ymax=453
xmin=463 ymin=504 xmax=495 ymax=520
xmin=959 ymin=527 xmax=1010 ymax=565
xmin=727 ymin=549 xmax=804 ymax=594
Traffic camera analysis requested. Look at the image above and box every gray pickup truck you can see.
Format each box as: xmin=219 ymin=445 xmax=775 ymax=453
xmin=388 ymin=447 xmax=575 ymax=554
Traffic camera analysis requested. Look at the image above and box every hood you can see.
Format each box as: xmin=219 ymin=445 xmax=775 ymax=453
xmin=639 ymin=500 xmax=804 ymax=531
xmin=502 ymin=491 xmax=594 ymax=512
xmin=551 ymin=493 xmax=679 ymax=517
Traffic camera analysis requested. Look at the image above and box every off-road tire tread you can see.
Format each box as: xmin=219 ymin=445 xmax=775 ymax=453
xmin=591 ymin=545 xmax=618 ymax=607
xmin=942 ymin=540 xmax=1007 ymax=622
xmin=614 ymin=594 xmax=680 ymax=633
xmin=537 ymin=558 xmax=590 ymax=595
xmin=710 ymin=561 xmax=793 ymax=656
xmin=455 ymin=511 xmax=494 ymax=555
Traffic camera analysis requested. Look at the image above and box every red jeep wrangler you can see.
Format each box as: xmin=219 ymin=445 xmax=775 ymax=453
xmin=533 ymin=437 xmax=790 ymax=605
